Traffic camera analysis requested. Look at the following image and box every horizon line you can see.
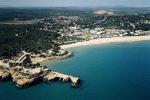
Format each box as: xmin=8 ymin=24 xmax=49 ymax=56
xmin=0 ymin=5 xmax=150 ymax=8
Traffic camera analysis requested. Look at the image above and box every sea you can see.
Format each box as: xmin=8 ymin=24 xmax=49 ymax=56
xmin=0 ymin=41 xmax=150 ymax=100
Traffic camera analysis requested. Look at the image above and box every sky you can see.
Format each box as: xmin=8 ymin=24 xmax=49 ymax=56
xmin=0 ymin=0 xmax=149 ymax=7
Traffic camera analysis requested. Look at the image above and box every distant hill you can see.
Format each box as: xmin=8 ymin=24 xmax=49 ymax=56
xmin=93 ymin=10 xmax=114 ymax=15
xmin=0 ymin=7 xmax=92 ymax=21
xmin=91 ymin=7 xmax=150 ymax=15
xmin=0 ymin=7 xmax=150 ymax=21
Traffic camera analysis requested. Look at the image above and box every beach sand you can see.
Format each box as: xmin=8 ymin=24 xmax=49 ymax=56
xmin=61 ymin=36 xmax=150 ymax=49
xmin=31 ymin=52 xmax=73 ymax=64
xmin=32 ymin=36 xmax=150 ymax=63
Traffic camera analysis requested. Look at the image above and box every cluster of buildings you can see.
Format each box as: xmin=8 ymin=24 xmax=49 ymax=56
xmin=61 ymin=26 xmax=150 ymax=44
xmin=32 ymin=15 xmax=150 ymax=44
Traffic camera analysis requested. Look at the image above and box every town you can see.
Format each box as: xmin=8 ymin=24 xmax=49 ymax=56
xmin=32 ymin=12 xmax=150 ymax=45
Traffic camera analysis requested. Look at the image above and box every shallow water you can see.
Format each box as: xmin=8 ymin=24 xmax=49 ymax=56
xmin=1 ymin=41 xmax=150 ymax=100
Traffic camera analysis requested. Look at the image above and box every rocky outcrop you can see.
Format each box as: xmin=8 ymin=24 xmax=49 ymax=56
xmin=43 ymin=71 xmax=80 ymax=87
xmin=0 ymin=66 xmax=80 ymax=88
xmin=59 ymin=52 xmax=73 ymax=59
xmin=0 ymin=68 xmax=11 ymax=81
xmin=14 ymin=76 xmax=43 ymax=88
xmin=48 ymin=51 xmax=73 ymax=60
xmin=10 ymin=68 xmax=45 ymax=88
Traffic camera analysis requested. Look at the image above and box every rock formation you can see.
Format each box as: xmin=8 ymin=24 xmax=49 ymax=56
xmin=44 ymin=71 xmax=80 ymax=87
xmin=0 ymin=66 xmax=80 ymax=88
xmin=0 ymin=50 xmax=80 ymax=88
xmin=0 ymin=68 xmax=11 ymax=81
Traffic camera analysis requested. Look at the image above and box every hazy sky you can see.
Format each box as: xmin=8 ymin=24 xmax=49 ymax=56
xmin=0 ymin=0 xmax=149 ymax=7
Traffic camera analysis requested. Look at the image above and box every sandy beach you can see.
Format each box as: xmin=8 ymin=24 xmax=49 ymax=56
xmin=32 ymin=36 xmax=150 ymax=63
xmin=31 ymin=52 xmax=73 ymax=64
xmin=61 ymin=36 xmax=150 ymax=49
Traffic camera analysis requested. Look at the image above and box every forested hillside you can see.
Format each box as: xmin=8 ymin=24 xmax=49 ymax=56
xmin=0 ymin=24 xmax=60 ymax=59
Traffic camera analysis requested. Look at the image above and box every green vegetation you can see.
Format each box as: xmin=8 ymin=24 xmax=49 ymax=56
xmin=75 ymin=14 xmax=150 ymax=31
xmin=0 ymin=23 xmax=60 ymax=59
xmin=0 ymin=8 xmax=92 ymax=21
xmin=0 ymin=8 xmax=150 ymax=59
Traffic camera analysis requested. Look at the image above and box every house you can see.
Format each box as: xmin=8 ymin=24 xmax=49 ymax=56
xmin=12 ymin=51 xmax=31 ymax=64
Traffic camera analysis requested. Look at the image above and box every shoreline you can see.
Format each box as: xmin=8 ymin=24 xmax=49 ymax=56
xmin=31 ymin=52 xmax=73 ymax=64
xmin=0 ymin=65 xmax=80 ymax=88
xmin=61 ymin=36 xmax=150 ymax=49
xmin=33 ymin=36 xmax=150 ymax=64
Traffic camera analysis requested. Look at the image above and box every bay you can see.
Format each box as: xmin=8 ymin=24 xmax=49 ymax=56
xmin=1 ymin=41 xmax=150 ymax=100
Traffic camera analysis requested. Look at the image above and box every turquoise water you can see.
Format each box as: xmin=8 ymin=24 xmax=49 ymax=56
xmin=1 ymin=41 xmax=150 ymax=100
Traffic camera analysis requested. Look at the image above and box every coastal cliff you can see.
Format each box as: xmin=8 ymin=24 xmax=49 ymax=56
xmin=0 ymin=66 xmax=80 ymax=88
xmin=44 ymin=71 xmax=80 ymax=87
xmin=0 ymin=49 xmax=80 ymax=88
xmin=0 ymin=68 xmax=11 ymax=81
